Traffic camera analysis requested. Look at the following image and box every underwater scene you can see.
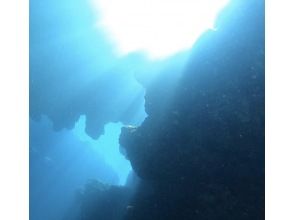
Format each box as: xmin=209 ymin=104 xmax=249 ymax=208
xmin=30 ymin=0 xmax=264 ymax=219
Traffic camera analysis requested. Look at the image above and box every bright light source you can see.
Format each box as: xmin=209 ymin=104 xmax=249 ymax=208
xmin=92 ymin=0 xmax=229 ymax=59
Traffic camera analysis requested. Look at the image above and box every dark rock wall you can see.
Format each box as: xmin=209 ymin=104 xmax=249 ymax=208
xmin=120 ymin=0 xmax=265 ymax=219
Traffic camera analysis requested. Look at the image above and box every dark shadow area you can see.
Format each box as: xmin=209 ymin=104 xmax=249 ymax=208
xmin=119 ymin=0 xmax=265 ymax=219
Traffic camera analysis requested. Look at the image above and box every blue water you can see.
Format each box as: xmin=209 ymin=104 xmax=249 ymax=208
xmin=29 ymin=0 xmax=264 ymax=219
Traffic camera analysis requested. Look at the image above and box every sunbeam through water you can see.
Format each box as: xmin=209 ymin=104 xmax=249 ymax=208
xmin=92 ymin=0 xmax=230 ymax=59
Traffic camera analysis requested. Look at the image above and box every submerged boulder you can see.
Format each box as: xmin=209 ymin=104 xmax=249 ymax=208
xmin=76 ymin=179 xmax=134 ymax=220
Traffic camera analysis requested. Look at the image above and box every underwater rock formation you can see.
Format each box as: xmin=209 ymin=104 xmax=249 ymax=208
xmin=119 ymin=0 xmax=265 ymax=219
xmin=30 ymin=0 xmax=147 ymax=139
xmin=76 ymin=180 xmax=133 ymax=220
xmin=75 ymin=0 xmax=264 ymax=219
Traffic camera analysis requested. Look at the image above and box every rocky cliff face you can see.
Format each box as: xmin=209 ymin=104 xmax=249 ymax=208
xmin=120 ymin=0 xmax=265 ymax=219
